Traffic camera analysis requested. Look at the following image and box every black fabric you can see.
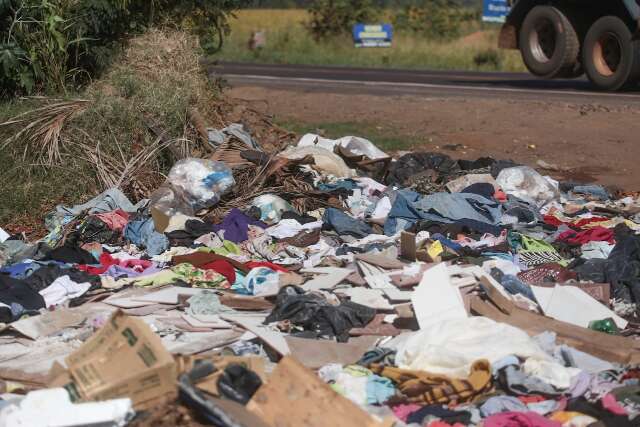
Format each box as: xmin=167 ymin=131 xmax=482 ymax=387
xmin=21 ymin=264 xmax=100 ymax=292
xmin=566 ymin=397 xmax=636 ymax=427
xmin=42 ymin=245 xmax=96 ymax=264
xmin=406 ymin=405 xmax=472 ymax=425
xmin=166 ymin=220 xmax=217 ymax=247
xmin=460 ymin=182 xmax=495 ymax=199
xmin=282 ymin=211 xmax=318 ymax=224
xmin=0 ymin=275 xmax=46 ymax=312
xmin=265 ymin=285 xmax=376 ymax=342
xmin=386 ymin=152 xmax=460 ymax=186
xmin=604 ymin=234 xmax=640 ymax=302
xmin=68 ymin=217 xmax=121 ymax=246
xmin=357 ymin=347 xmax=396 ymax=366
xmin=216 ymin=364 xmax=262 ymax=404
xmin=490 ymin=160 xmax=520 ymax=178
xmin=457 ymin=157 xmax=495 ymax=171
xmin=415 ymin=218 xmax=503 ymax=239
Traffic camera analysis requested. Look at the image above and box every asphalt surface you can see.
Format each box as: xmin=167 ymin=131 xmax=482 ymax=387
xmin=212 ymin=61 xmax=640 ymax=104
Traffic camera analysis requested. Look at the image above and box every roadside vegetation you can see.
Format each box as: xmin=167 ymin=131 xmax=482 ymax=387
xmin=0 ymin=1 xmax=250 ymax=231
xmin=217 ymin=6 xmax=526 ymax=72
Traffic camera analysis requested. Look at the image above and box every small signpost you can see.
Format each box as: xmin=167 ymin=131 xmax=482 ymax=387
xmin=482 ymin=0 xmax=510 ymax=23
xmin=352 ymin=24 xmax=393 ymax=48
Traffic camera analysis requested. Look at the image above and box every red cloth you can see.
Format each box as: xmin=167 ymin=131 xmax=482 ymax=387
xmin=201 ymin=260 xmax=236 ymax=284
xmin=557 ymin=226 xmax=614 ymax=245
xmin=543 ymin=215 xmax=609 ymax=229
xmin=245 ymin=261 xmax=289 ymax=273
xmin=77 ymin=252 xmax=152 ymax=275
xmin=518 ymin=395 xmax=547 ymax=404
xmin=494 ymin=189 xmax=507 ymax=202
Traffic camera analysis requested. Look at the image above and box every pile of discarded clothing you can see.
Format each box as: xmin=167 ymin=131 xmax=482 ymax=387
xmin=0 ymin=131 xmax=639 ymax=427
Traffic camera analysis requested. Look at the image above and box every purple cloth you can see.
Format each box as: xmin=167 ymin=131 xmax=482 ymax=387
xmin=212 ymin=208 xmax=266 ymax=243
xmin=103 ymin=264 xmax=161 ymax=279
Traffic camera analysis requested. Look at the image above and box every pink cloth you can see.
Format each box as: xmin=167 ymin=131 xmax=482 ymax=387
xmin=77 ymin=252 xmax=153 ymax=275
xmin=484 ymin=412 xmax=561 ymax=427
xmin=602 ymin=393 xmax=628 ymax=415
xmin=392 ymin=404 xmax=422 ymax=422
xmin=94 ymin=209 xmax=130 ymax=232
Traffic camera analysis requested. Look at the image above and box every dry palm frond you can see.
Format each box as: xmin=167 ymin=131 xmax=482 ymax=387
xmin=210 ymin=137 xmax=257 ymax=168
xmin=75 ymin=131 xmax=176 ymax=200
xmin=0 ymin=99 xmax=90 ymax=166
xmin=204 ymin=156 xmax=334 ymax=221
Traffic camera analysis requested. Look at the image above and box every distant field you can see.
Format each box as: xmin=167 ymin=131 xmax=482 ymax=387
xmin=216 ymin=9 xmax=526 ymax=72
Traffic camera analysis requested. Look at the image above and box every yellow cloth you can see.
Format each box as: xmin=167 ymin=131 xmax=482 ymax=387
xmin=369 ymin=359 xmax=492 ymax=405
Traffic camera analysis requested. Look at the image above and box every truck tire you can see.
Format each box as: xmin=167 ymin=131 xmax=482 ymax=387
xmin=582 ymin=16 xmax=640 ymax=91
xmin=519 ymin=6 xmax=580 ymax=78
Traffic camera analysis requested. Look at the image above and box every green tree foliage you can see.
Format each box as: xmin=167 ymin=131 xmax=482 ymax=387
xmin=393 ymin=0 xmax=477 ymax=40
xmin=0 ymin=0 xmax=250 ymax=97
xmin=307 ymin=0 xmax=380 ymax=40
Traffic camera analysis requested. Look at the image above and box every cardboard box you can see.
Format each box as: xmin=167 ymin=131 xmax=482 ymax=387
xmin=49 ymin=310 xmax=176 ymax=409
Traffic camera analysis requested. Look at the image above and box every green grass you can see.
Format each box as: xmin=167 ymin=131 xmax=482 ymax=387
xmin=0 ymin=29 xmax=221 ymax=233
xmin=215 ymin=9 xmax=526 ymax=72
xmin=278 ymin=119 xmax=426 ymax=152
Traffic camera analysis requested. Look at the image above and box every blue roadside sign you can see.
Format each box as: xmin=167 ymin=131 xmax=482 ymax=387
xmin=352 ymin=23 xmax=393 ymax=48
xmin=482 ymin=0 xmax=510 ymax=23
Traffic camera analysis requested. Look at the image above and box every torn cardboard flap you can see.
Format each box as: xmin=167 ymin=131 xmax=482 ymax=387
xmin=247 ymin=356 xmax=393 ymax=427
xmin=52 ymin=310 xmax=177 ymax=409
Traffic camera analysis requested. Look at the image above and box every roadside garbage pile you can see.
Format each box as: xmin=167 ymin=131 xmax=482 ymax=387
xmin=1 ymin=129 xmax=640 ymax=427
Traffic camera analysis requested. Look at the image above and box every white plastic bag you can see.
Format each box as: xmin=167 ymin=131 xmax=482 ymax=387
xmin=496 ymin=166 xmax=559 ymax=207
xmin=149 ymin=158 xmax=234 ymax=231
xmin=251 ymin=194 xmax=294 ymax=224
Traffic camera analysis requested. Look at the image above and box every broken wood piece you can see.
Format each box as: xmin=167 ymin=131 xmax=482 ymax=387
xmin=479 ymin=275 xmax=516 ymax=315
xmin=285 ymin=336 xmax=378 ymax=369
xmin=300 ymin=267 xmax=352 ymax=291
xmin=219 ymin=294 xmax=274 ymax=311
xmin=400 ymin=231 xmax=433 ymax=262
xmin=470 ymin=297 xmax=639 ymax=364
xmin=221 ymin=315 xmax=290 ymax=356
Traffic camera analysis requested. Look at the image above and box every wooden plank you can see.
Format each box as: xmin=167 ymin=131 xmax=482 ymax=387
xmin=470 ymin=297 xmax=636 ymax=363
xmin=247 ymin=357 xmax=392 ymax=427
xmin=479 ymin=275 xmax=515 ymax=315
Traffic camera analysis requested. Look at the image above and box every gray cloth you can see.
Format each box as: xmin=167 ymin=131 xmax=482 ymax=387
xmin=384 ymin=190 xmax=502 ymax=235
xmin=187 ymin=291 xmax=235 ymax=316
xmin=497 ymin=363 xmax=562 ymax=396
xmin=572 ymin=185 xmax=609 ymax=201
xmin=501 ymin=195 xmax=542 ymax=225
xmin=480 ymin=396 xmax=527 ymax=417
xmin=55 ymin=188 xmax=145 ymax=216
xmin=207 ymin=123 xmax=259 ymax=149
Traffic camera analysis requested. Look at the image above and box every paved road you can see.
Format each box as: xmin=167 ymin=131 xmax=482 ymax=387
xmin=212 ymin=61 xmax=640 ymax=104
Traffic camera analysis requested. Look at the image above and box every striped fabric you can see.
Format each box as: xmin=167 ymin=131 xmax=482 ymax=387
xmin=369 ymin=359 xmax=492 ymax=405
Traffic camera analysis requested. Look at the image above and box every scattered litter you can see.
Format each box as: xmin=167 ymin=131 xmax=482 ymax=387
xmin=1 ymin=127 xmax=640 ymax=427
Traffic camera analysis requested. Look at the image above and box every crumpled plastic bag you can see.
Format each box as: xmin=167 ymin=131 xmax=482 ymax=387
xmin=250 ymin=194 xmax=294 ymax=225
xmin=150 ymin=158 xmax=234 ymax=231
xmin=297 ymin=133 xmax=388 ymax=160
xmin=496 ymin=166 xmax=559 ymax=207
xmin=280 ymin=145 xmax=355 ymax=178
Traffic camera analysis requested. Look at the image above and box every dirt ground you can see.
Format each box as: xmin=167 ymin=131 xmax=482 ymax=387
xmin=227 ymin=85 xmax=640 ymax=190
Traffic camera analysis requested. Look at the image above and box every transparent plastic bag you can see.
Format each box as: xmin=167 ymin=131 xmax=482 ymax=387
xmin=250 ymin=195 xmax=294 ymax=225
xmin=150 ymin=158 xmax=234 ymax=231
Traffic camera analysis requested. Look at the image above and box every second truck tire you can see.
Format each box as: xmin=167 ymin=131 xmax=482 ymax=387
xmin=582 ymin=16 xmax=640 ymax=91
xmin=519 ymin=6 xmax=580 ymax=78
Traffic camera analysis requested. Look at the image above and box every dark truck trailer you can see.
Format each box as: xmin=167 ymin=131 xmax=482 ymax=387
xmin=499 ymin=0 xmax=640 ymax=90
